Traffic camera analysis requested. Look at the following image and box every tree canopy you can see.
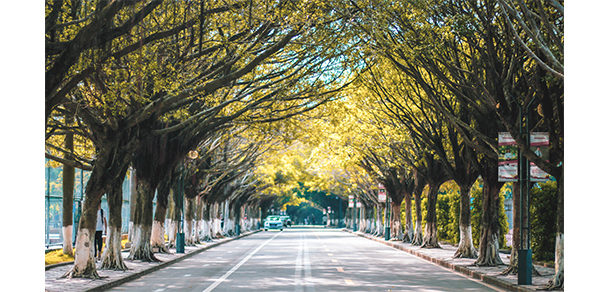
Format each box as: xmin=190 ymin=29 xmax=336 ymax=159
xmin=43 ymin=0 xmax=565 ymax=289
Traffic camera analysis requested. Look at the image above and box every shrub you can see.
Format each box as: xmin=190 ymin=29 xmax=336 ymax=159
xmin=530 ymin=181 xmax=558 ymax=262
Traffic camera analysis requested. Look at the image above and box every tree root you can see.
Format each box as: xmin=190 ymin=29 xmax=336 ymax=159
xmin=453 ymin=247 xmax=478 ymax=259
xmin=99 ymin=254 xmax=130 ymax=271
xmin=421 ymin=234 xmax=441 ymax=249
xmin=411 ymin=232 xmax=423 ymax=246
xmin=540 ymin=275 xmax=563 ymax=290
xmin=60 ymin=264 xmax=103 ymax=280
xmin=127 ymin=246 xmax=161 ymax=262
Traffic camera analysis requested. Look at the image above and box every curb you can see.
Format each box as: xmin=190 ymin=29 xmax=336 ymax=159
xmin=345 ymin=230 xmax=535 ymax=292
xmin=84 ymin=230 xmax=261 ymax=292
xmin=46 ymin=230 xmax=261 ymax=292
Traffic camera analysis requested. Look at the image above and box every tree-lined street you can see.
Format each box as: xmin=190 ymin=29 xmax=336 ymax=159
xmin=106 ymin=228 xmax=503 ymax=292
xmin=41 ymin=0 xmax=570 ymax=291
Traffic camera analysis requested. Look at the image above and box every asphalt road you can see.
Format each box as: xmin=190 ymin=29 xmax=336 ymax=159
xmin=107 ymin=227 xmax=505 ymax=292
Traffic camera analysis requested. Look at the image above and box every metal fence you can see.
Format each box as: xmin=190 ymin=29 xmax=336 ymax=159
xmin=45 ymin=159 xmax=133 ymax=248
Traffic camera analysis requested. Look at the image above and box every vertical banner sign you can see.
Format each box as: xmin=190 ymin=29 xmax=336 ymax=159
xmin=499 ymin=132 xmax=518 ymax=182
xmin=378 ymin=183 xmax=387 ymax=203
xmin=530 ymin=132 xmax=551 ymax=181
xmin=348 ymin=195 xmax=354 ymax=208
xmin=356 ymin=201 xmax=362 ymax=208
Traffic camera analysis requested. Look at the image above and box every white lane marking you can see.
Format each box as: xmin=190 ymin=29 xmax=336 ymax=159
xmin=303 ymin=236 xmax=315 ymax=292
xmin=294 ymin=234 xmax=304 ymax=292
xmin=202 ymin=232 xmax=282 ymax=292
xmin=184 ymin=274 xmax=191 ymax=277
xmin=154 ymin=289 xmax=166 ymax=292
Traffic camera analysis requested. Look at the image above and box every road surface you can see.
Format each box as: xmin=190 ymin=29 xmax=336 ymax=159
xmin=107 ymin=227 xmax=504 ymax=291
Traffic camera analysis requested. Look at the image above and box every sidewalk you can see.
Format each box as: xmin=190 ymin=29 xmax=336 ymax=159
xmin=345 ymin=229 xmax=556 ymax=292
xmin=45 ymin=230 xmax=260 ymax=292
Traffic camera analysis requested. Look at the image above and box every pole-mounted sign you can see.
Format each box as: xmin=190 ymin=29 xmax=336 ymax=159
xmin=378 ymin=183 xmax=386 ymax=203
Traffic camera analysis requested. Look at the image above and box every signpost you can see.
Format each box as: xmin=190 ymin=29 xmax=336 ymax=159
xmin=378 ymin=184 xmax=391 ymax=241
xmin=499 ymin=98 xmax=549 ymax=284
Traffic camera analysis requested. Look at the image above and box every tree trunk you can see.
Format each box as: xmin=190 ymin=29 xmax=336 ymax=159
xmin=475 ymin=168 xmax=505 ymax=266
xmin=545 ymin=174 xmax=564 ymax=290
xmin=375 ymin=204 xmax=383 ymax=236
xmin=127 ymin=176 xmax=159 ymax=262
xmin=151 ymin=179 xmax=170 ymax=253
xmin=422 ymin=182 xmax=441 ymax=248
xmin=402 ymin=193 xmax=414 ymax=243
xmin=194 ymin=196 xmax=204 ymax=243
xmin=62 ymin=126 xmax=75 ymax=257
xmin=166 ymin=185 xmax=181 ymax=248
xmin=128 ymin=168 xmax=137 ymax=243
xmin=185 ymin=196 xmax=196 ymax=245
xmin=100 ymin=180 xmax=129 ymax=270
xmin=454 ymin=184 xmax=478 ymax=258
xmin=202 ymin=202 xmax=212 ymax=241
xmin=62 ymin=141 xmax=133 ymax=278
xmin=412 ymin=190 xmax=423 ymax=246
xmin=212 ymin=202 xmax=223 ymax=238
xmin=62 ymin=192 xmax=102 ymax=279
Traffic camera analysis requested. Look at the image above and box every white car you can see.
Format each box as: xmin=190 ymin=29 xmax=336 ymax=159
xmin=264 ymin=217 xmax=284 ymax=231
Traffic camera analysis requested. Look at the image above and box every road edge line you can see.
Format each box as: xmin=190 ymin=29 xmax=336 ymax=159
xmin=82 ymin=230 xmax=262 ymax=292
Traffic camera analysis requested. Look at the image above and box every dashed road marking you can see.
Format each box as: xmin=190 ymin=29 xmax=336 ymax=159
xmin=336 ymin=267 xmax=344 ymax=272
xmin=345 ymin=279 xmax=355 ymax=285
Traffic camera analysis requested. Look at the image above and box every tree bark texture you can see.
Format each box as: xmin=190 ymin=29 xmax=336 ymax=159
xmin=62 ymin=191 xmax=102 ymax=279
xmin=151 ymin=179 xmax=170 ymax=253
xmin=128 ymin=168 xmax=137 ymax=243
xmin=100 ymin=179 xmax=129 ymax=270
xmin=375 ymin=204 xmax=383 ymax=236
xmin=411 ymin=175 xmax=425 ymax=246
xmin=475 ymin=168 xmax=504 ymax=266
xmin=421 ymin=182 xmax=441 ymax=248
xmin=402 ymin=193 xmax=413 ymax=243
xmin=185 ymin=196 xmax=196 ymax=245
xmin=62 ymin=125 xmax=75 ymax=256
xmin=454 ymin=184 xmax=478 ymax=258
xmin=545 ymin=174 xmax=564 ymax=290
xmin=412 ymin=190 xmax=424 ymax=246
xmin=127 ymin=177 xmax=159 ymax=262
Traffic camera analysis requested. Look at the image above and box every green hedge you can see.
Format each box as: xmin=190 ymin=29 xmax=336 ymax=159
xmin=530 ymin=181 xmax=558 ymax=262
xmin=403 ymin=180 xmax=509 ymax=248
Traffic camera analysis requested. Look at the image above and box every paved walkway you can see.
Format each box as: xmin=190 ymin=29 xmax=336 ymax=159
xmin=45 ymin=231 xmax=260 ymax=292
xmin=346 ymin=229 xmax=557 ymax=292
